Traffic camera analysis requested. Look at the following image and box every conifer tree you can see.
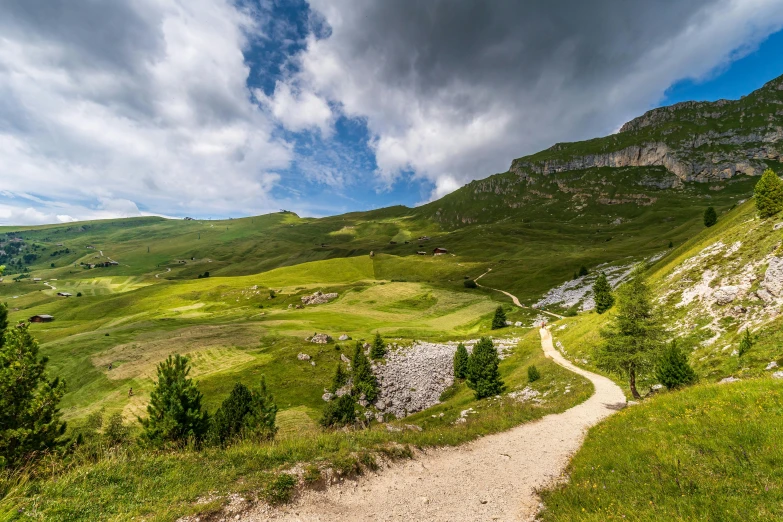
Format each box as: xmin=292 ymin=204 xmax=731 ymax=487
xmin=491 ymin=306 xmax=507 ymax=330
xmin=319 ymin=394 xmax=356 ymax=428
xmin=351 ymin=342 xmax=378 ymax=402
xmin=527 ymin=365 xmax=541 ymax=382
xmin=466 ymin=337 xmax=504 ymax=399
xmin=578 ymin=265 xmax=589 ymax=277
xmin=330 ymin=363 xmax=348 ymax=392
xmin=0 ymin=322 xmax=67 ymax=468
xmin=592 ymin=272 xmax=615 ymax=314
xmin=755 ymin=168 xmax=783 ymax=218
xmin=370 ymin=332 xmax=386 ymax=359
xmin=208 ymin=379 xmax=277 ymax=446
xmin=595 ymin=267 xmax=663 ymax=399
xmin=703 ymin=206 xmax=717 ymax=227
xmin=738 ymin=328 xmax=754 ymax=359
xmin=655 ymin=341 xmax=697 ymax=390
xmin=140 ymin=354 xmax=209 ymax=446
xmin=453 ymin=343 xmax=469 ymax=379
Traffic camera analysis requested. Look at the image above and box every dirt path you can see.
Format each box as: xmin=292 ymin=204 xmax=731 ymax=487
xmin=475 ymin=269 xmax=564 ymax=320
xmin=257 ymin=328 xmax=625 ymax=522
xmin=155 ymin=267 xmax=171 ymax=279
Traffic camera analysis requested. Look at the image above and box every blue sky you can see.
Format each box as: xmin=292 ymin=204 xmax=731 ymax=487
xmin=1 ymin=0 xmax=783 ymax=225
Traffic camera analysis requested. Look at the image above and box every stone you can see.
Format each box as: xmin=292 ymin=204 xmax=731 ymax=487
xmin=713 ymin=286 xmax=739 ymax=305
xmin=358 ymin=399 xmax=369 ymax=407
xmin=514 ymin=321 xmax=523 ymax=327
xmin=404 ymin=424 xmax=423 ymax=432
xmin=773 ymin=371 xmax=783 ymax=379
xmin=297 ymin=353 xmax=311 ymax=361
xmin=340 ymin=353 xmax=350 ymax=364
xmin=719 ymin=376 xmax=740 ymax=384
xmin=338 ymin=334 xmax=351 ymax=341
xmin=309 ymin=333 xmax=332 ymax=344
xmin=385 ymin=424 xmax=402 ymax=432
xmin=375 ymin=400 xmax=386 ymax=411
xmin=301 ymin=291 xmax=339 ymax=306
xmin=310 ymin=361 xmax=316 ymax=366
xmin=375 ymin=412 xmax=385 ymax=423
xmin=322 ymin=392 xmax=334 ymax=402
xmin=504 ymin=320 xmax=513 ymax=326
xmin=762 ymin=257 xmax=783 ymax=297
xmin=766 ymin=361 xmax=779 ymax=370
xmin=774 ymin=222 xmax=783 ymax=231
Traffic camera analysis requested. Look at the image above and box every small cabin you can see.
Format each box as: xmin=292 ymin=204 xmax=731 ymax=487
xmin=29 ymin=314 xmax=54 ymax=323
xmin=32 ymin=277 xmax=42 ymax=282
xmin=57 ymin=292 xmax=73 ymax=297
xmin=433 ymin=247 xmax=448 ymax=256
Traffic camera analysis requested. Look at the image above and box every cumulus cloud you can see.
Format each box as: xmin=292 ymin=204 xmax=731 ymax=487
xmin=286 ymin=0 xmax=783 ymax=201
xmin=0 ymin=0 xmax=293 ymax=224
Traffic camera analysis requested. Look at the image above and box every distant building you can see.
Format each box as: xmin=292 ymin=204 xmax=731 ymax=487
xmin=29 ymin=314 xmax=54 ymax=323
xmin=433 ymin=248 xmax=448 ymax=255
xmin=32 ymin=278 xmax=42 ymax=282
xmin=417 ymin=251 xmax=427 ymax=255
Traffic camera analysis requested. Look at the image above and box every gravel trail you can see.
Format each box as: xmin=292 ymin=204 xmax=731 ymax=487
xmin=256 ymin=328 xmax=625 ymax=521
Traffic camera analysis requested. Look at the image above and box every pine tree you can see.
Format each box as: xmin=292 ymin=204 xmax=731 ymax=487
xmin=351 ymin=342 xmax=378 ymax=402
xmin=453 ymin=343 xmax=469 ymax=379
xmin=578 ymin=265 xmax=589 ymax=277
xmin=738 ymin=328 xmax=754 ymax=359
xmin=330 ymin=363 xmax=348 ymax=392
xmin=140 ymin=354 xmax=209 ymax=446
xmin=527 ymin=365 xmax=541 ymax=382
xmin=655 ymin=341 xmax=697 ymax=390
xmin=491 ymin=306 xmax=507 ymax=330
xmin=703 ymin=206 xmax=717 ymax=227
xmin=755 ymin=168 xmax=783 ymax=218
xmin=592 ymin=272 xmax=615 ymax=314
xmin=466 ymin=337 xmax=504 ymax=399
xmin=0 ymin=323 xmax=66 ymax=468
xmin=370 ymin=333 xmax=386 ymax=359
xmin=595 ymin=267 xmax=663 ymax=399
xmin=208 ymin=379 xmax=278 ymax=446
xmin=319 ymin=394 xmax=356 ymax=428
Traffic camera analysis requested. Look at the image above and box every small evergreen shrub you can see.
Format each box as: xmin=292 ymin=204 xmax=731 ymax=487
xmin=453 ymin=343 xmax=469 ymax=379
xmin=755 ymin=168 xmax=783 ymax=218
xmin=527 ymin=365 xmax=541 ymax=382
xmin=208 ymin=379 xmax=278 ymax=446
xmin=76 ymin=292 xmax=82 ymax=297
xmin=655 ymin=342 xmax=697 ymax=390
xmin=139 ymin=354 xmax=209 ymax=446
xmin=703 ymin=206 xmax=717 ymax=227
xmin=592 ymin=272 xmax=615 ymax=314
xmin=351 ymin=342 xmax=378 ymax=402
xmin=463 ymin=279 xmax=477 ymax=288
xmin=578 ymin=265 xmax=589 ymax=277
xmin=466 ymin=337 xmax=504 ymax=399
xmin=370 ymin=333 xmax=386 ymax=359
xmin=104 ymin=412 xmax=130 ymax=446
xmin=491 ymin=306 xmax=507 ymax=330
xmin=330 ymin=363 xmax=348 ymax=393
xmin=738 ymin=328 xmax=754 ymax=359
xmin=319 ymin=394 xmax=356 ymax=428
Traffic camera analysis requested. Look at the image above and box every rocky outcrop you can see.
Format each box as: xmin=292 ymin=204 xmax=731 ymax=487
xmin=301 ymin=291 xmax=338 ymax=305
xmin=307 ymin=333 xmax=332 ymax=344
xmin=373 ymin=339 xmax=517 ymax=418
xmin=762 ymin=257 xmax=783 ymax=297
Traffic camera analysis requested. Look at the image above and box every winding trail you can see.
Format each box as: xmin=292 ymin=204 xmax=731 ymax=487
xmin=155 ymin=267 xmax=172 ymax=279
xmin=257 ymin=328 xmax=625 ymax=521
xmin=475 ymin=268 xmax=565 ymax=320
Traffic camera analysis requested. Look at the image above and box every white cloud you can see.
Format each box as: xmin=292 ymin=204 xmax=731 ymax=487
xmin=0 ymin=0 xmax=294 ymax=224
xmin=292 ymin=0 xmax=783 ymax=201
xmin=256 ymin=82 xmax=333 ymax=134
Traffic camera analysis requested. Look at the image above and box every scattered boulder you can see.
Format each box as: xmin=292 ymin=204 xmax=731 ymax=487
xmin=762 ymin=257 xmax=783 ymax=297
xmin=310 ymin=361 xmax=316 ymax=367
xmin=322 ymin=392 xmax=335 ymax=402
xmin=338 ymin=334 xmax=351 ymax=341
xmin=301 ymin=291 xmax=339 ymax=306
xmin=297 ymin=353 xmax=311 ymax=361
xmin=719 ymin=376 xmax=740 ymax=384
xmin=766 ymin=361 xmax=779 ymax=370
xmin=404 ymin=424 xmax=423 ymax=432
xmin=308 ymin=333 xmax=332 ymax=344
xmin=514 ymin=321 xmax=523 ymax=327
xmin=504 ymin=320 xmax=513 ymax=326
xmin=774 ymin=222 xmax=783 ymax=231
xmin=295 ymin=304 xmax=304 ymax=309
xmin=713 ymin=286 xmax=739 ymax=305
xmin=385 ymin=424 xmax=402 ymax=432
xmin=773 ymin=371 xmax=783 ymax=379
xmin=340 ymin=353 xmax=351 ymax=364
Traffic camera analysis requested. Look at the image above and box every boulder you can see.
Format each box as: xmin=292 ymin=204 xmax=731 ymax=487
xmin=514 ymin=321 xmax=523 ymax=327
xmin=297 ymin=353 xmax=311 ymax=361
xmin=713 ymin=286 xmax=739 ymax=305
xmin=309 ymin=333 xmax=332 ymax=344
xmin=504 ymin=320 xmax=513 ymax=326
xmin=719 ymin=376 xmax=740 ymax=384
xmin=338 ymin=334 xmax=351 ymax=341
xmin=301 ymin=291 xmax=339 ymax=306
xmin=762 ymin=257 xmax=783 ymax=297
xmin=773 ymin=371 xmax=783 ymax=379
xmin=766 ymin=361 xmax=779 ymax=370
xmin=322 ymin=392 xmax=334 ymax=402
xmin=340 ymin=353 xmax=350 ymax=364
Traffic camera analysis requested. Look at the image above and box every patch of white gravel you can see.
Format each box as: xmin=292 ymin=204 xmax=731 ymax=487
xmin=252 ymin=329 xmax=626 ymax=522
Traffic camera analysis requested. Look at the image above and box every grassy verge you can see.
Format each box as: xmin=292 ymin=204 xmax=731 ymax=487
xmin=1 ymin=330 xmax=592 ymax=521
xmin=540 ymin=378 xmax=783 ymax=521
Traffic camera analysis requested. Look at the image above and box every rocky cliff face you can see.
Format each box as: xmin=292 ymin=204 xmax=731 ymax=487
xmin=510 ymin=74 xmax=783 ymax=183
